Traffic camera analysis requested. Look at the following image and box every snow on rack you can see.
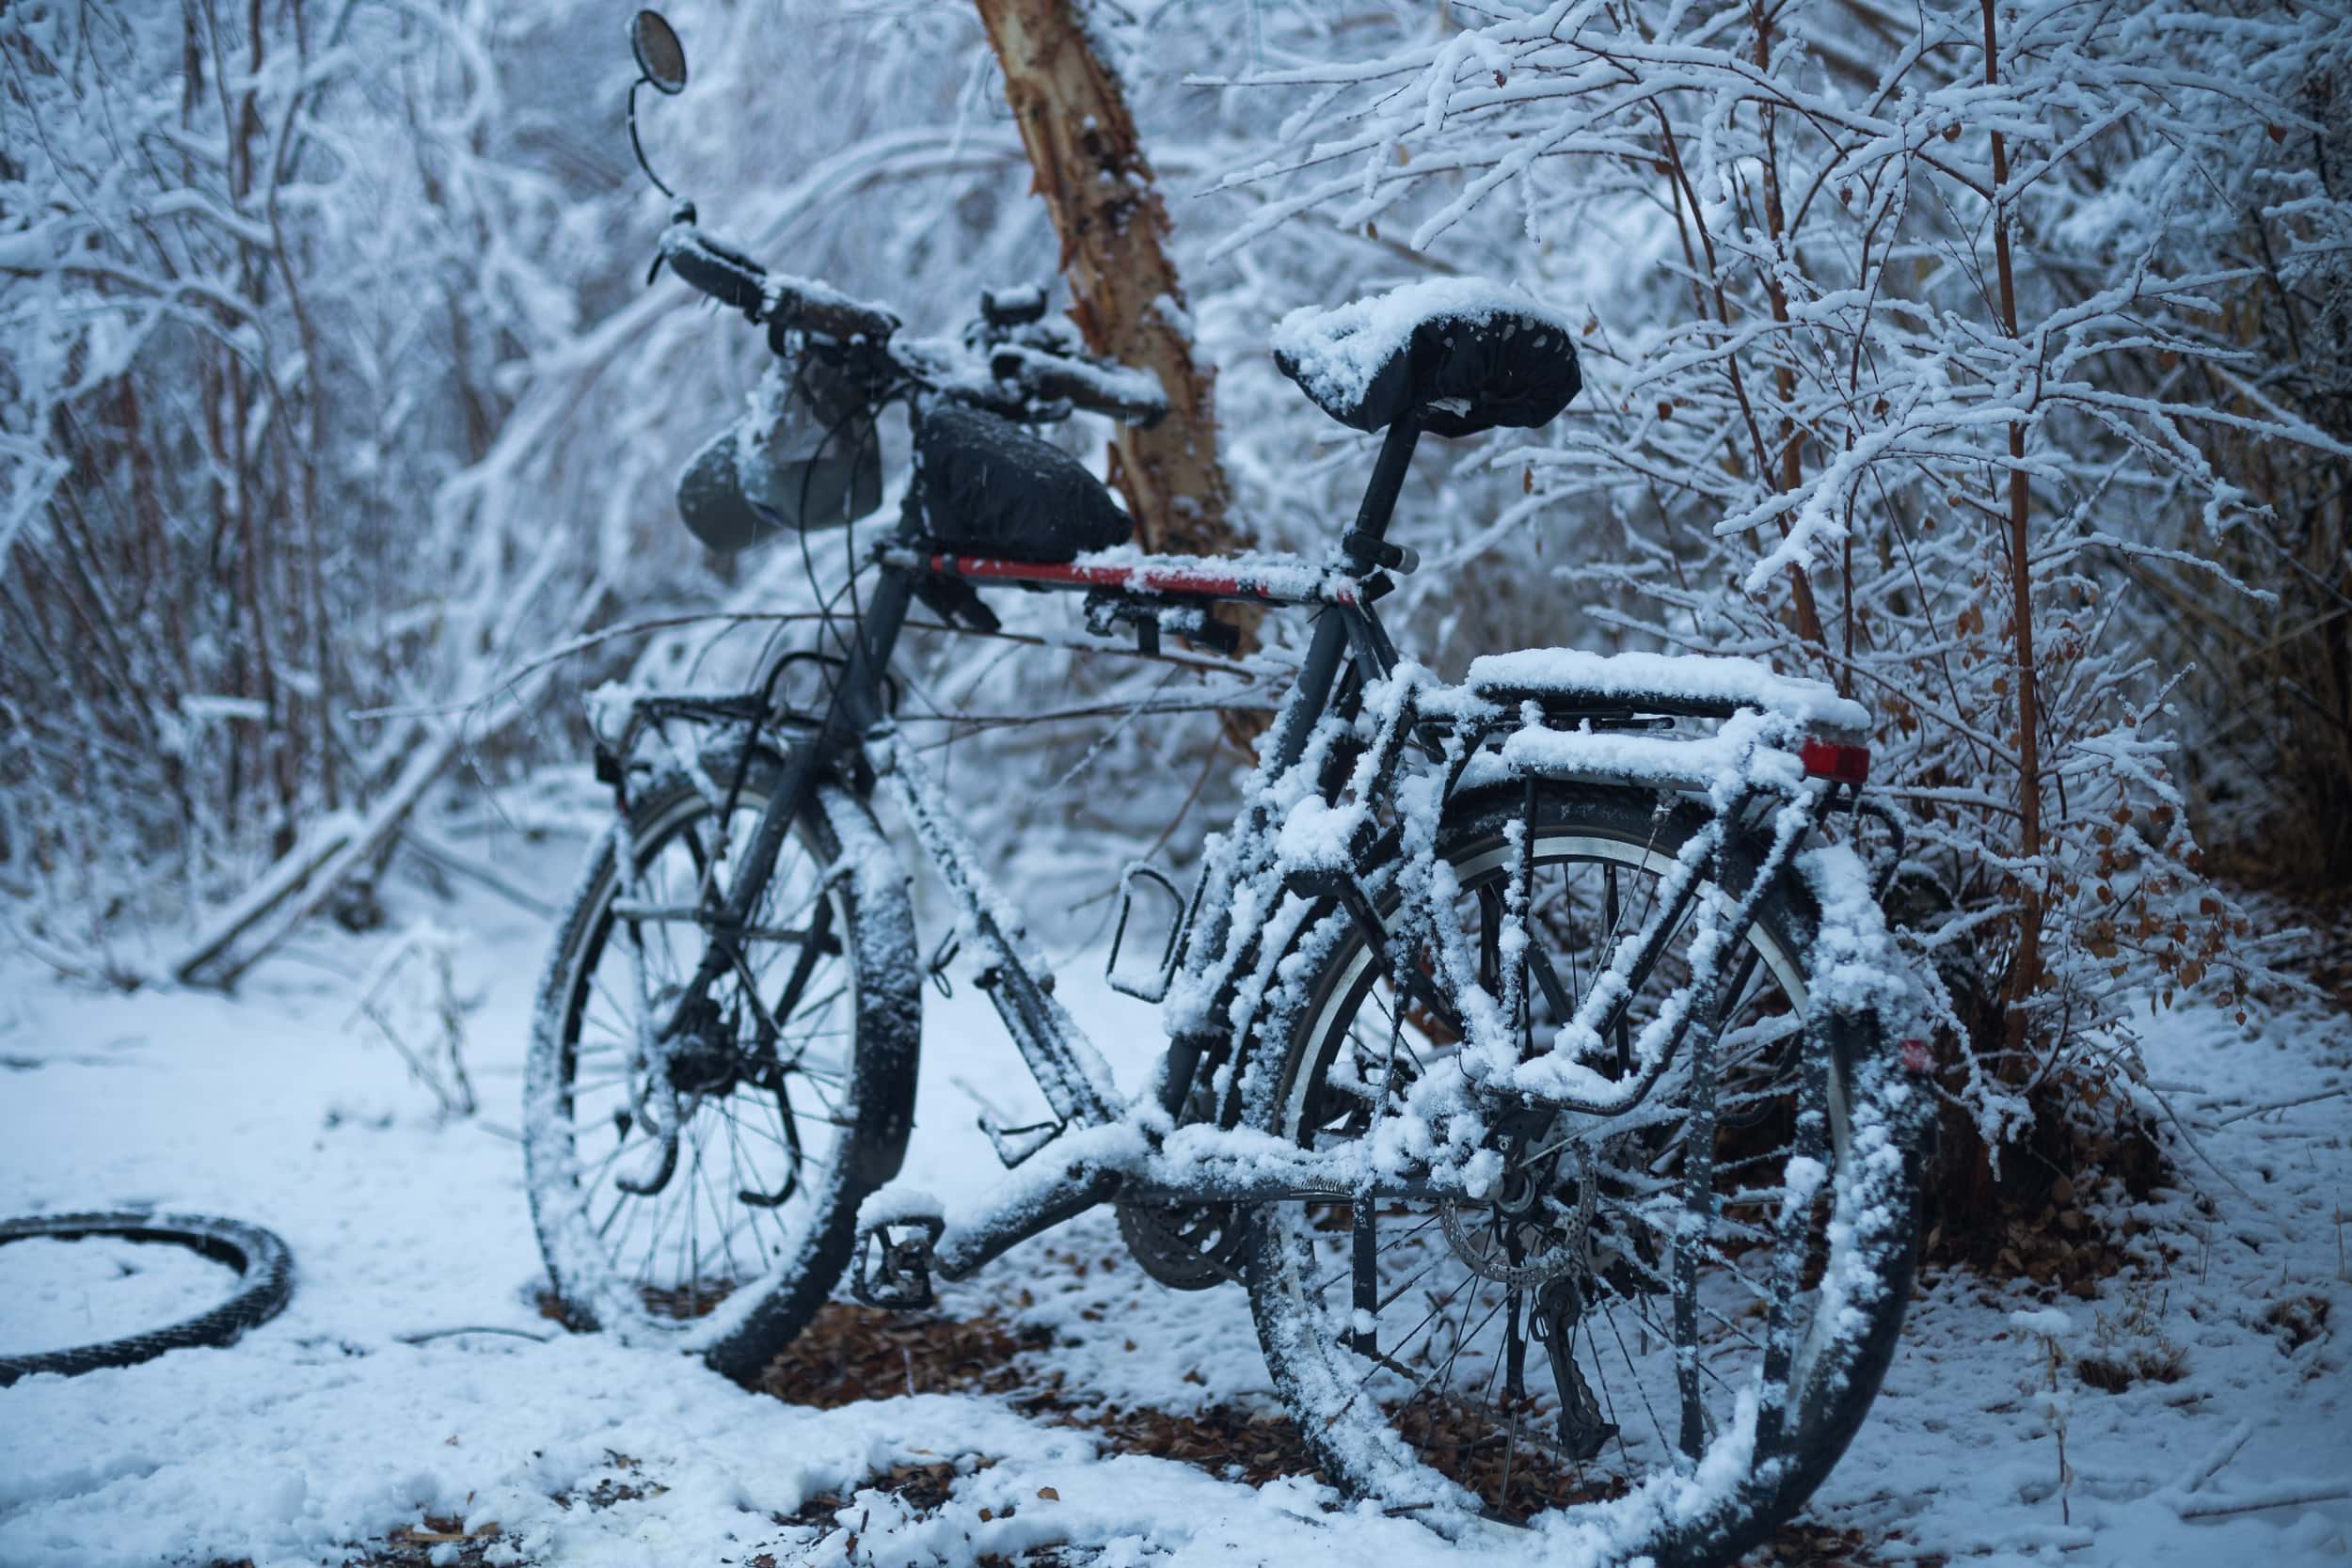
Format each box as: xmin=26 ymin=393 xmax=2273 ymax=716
xmin=1466 ymin=647 xmax=1871 ymax=735
xmin=1270 ymin=276 xmax=1581 ymax=415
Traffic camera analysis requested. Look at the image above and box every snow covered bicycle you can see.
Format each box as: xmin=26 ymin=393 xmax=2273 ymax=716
xmin=525 ymin=15 xmax=1931 ymax=1562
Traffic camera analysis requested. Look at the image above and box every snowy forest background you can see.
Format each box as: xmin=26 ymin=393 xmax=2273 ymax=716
xmin=5 ymin=0 xmax=2350 ymax=1190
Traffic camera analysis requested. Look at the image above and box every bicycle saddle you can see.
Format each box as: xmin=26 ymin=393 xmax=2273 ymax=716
xmin=1271 ymin=276 xmax=1582 ymax=439
xmin=913 ymin=403 xmax=1133 ymax=562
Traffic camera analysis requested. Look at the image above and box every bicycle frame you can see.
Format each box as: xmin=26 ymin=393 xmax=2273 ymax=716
xmin=597 ymin=406 xmax=1874 ymax=1286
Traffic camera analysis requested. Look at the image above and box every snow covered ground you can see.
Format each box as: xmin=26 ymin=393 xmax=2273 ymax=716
xmin=2 ymin=834 xmax=2346 ymax=1568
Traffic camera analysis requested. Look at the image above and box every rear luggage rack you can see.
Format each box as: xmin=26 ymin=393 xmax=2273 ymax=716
xmin=1452 ymin=649 xmax=1874 ymax=798
xmin=1464 ymin=647 xmax=1870 ymax=741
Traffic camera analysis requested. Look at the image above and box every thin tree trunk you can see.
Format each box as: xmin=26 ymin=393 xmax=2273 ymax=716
xmin=1753 ymin=6 xmax=1829 ymax=654
xmin=1650 ymin=106 xmax=1825 ymax=651
xmin=1982 ymin=0 xmax=2044 ymax=1030
xmin=976 ymin=0 xmax=1266 ymax=750
xmin=972 ymin=0 xmax=1240 ymax=564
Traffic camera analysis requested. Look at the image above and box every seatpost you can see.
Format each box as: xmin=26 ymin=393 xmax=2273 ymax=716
xmin=1262 ymin=412 xmax=1425 ymax=775
xmin=1340 ymin=411 xmax=1422 ymax=571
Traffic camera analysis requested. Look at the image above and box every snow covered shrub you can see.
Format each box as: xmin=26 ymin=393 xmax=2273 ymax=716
xmin=8 ymin=0 xmax=2332 ymax=1085
xmin=0 ymin=0 xmax=587 ymax=947
xmin=2010 ymin=1307 xmax=2079 ymax=1522
xmin=2153 ymin=33 xmax=2352 ymax=894
xmin=1207 ymin=0 xmax=2352 ymax=1153
xmin=348 ymin=922 xmax=477 ymax=1119
xmin=0 ymin=0 xmax=1073 ymax=967
xmin=1 ymin=0 xmax=1516 ymax=968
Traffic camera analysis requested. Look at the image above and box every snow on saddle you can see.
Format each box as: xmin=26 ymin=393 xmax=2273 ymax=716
xmin=1271 ymin=276 xmax=1583 ymax=438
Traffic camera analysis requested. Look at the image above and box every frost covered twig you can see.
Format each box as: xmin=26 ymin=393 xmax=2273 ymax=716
xmin=345 ymin=923 xmax=479 ymax=1119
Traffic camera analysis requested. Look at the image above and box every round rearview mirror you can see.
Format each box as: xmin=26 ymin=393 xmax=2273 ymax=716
xmin=629 ymin=10 xmax=688 ymax=95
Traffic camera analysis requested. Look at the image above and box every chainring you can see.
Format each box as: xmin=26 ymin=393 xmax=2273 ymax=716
xmin=1116 ymin=1200 xmax=1247 ymax=1291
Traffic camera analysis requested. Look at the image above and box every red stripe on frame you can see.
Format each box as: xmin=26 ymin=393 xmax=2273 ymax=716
xmin=926 ymin=554 xmax=1355 ymax=606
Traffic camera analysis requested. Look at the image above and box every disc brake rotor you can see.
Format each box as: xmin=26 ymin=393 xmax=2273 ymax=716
xmin=1438 ymin=1146 xmax=1597 ymax=1288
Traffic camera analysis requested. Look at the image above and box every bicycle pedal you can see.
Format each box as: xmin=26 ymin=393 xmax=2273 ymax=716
xmin=850 ymin=1213 xmax=944 ymax=1310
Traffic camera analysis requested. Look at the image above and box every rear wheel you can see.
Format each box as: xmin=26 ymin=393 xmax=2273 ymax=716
xmin=524 ymin=755 xmax=919 ymax=1381
xmin=1244 ymin=784 xmax=1919 ymax=1561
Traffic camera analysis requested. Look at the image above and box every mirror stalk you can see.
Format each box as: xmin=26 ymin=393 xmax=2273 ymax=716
xmin=626 ymin=78 xmax=676 ymax=199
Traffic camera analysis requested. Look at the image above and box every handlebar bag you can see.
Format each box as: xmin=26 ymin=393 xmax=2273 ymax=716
xmin=676 ymin=356 xmax=882 ymax=552
xmin=911 ymin=404 xmax=1131 ymax=562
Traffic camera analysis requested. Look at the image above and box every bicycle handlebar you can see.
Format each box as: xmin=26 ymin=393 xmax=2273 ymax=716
xmin=659 ymin=214 xmax=900 ymax=341
xmin=655 ymin=205 xmax=1163 ymax=427
xmin=986 ymin=344 xmax=1168 ymax=426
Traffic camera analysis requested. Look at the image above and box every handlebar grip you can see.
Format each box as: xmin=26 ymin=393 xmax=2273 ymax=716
xmin=661 ymin=224 xmax=767 ymax=316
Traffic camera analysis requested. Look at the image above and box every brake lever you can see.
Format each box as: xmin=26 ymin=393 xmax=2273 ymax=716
xmin=987 ymin=343 xmax=1162 ymax=425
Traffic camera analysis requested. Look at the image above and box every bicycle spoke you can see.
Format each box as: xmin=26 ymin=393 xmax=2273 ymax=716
xmin=1522 ymin=927 xmax=1576 ymax=1028
xmin=685 ymin=1129 xmax=705 ymax=1312
xmin=1392 ymin=1287 xmax=1511 ymax=1419
xmin=1604 ymin=863 xmax=1629 ymax=1072
xmin=1306 ymin=1211 xmax=1442 ymax=1299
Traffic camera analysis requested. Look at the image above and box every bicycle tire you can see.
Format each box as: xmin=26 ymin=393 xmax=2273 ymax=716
xmin=1242 ymin=783 xmax=1922 ymax=1561
xmin=0 ymin=1212 xmax=294 ymax=1386
xmin=524 ymin=754 xmax=920 ymax=1382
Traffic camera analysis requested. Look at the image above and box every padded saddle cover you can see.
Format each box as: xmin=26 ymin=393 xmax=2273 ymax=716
xmin=1273 ymin=277 xmax=1582 ymax=439
xmin=913 ymin=404 xmax=1133 ymax=561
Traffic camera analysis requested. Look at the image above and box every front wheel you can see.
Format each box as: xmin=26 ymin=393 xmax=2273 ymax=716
xmin=524 ymin=753 xmax=920 ymax=1381
xmin=1243 ymin=784 xmax=1922 ymax=1562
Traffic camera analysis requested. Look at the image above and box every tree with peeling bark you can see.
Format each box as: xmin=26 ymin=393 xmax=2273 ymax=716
xmin=973 ymin=0 xmax=1240 ymax=567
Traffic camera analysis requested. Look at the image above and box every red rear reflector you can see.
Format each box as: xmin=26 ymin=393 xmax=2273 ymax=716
xmin=1899 ymin=1037 xmax=1934 ymax=1074
xmin=1799 ymin=737 xmax=1870 ymax=784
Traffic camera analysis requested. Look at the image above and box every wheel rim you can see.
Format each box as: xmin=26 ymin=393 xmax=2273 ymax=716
xmin=1260 ymin=820 xmax=1854 ymax=1527
xmin=550 ymin=782 xmax=859 ymax=1331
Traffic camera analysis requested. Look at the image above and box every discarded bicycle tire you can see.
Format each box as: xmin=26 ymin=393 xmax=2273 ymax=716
xmin=0 ymin=1212 xmax=294 ymax=1386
